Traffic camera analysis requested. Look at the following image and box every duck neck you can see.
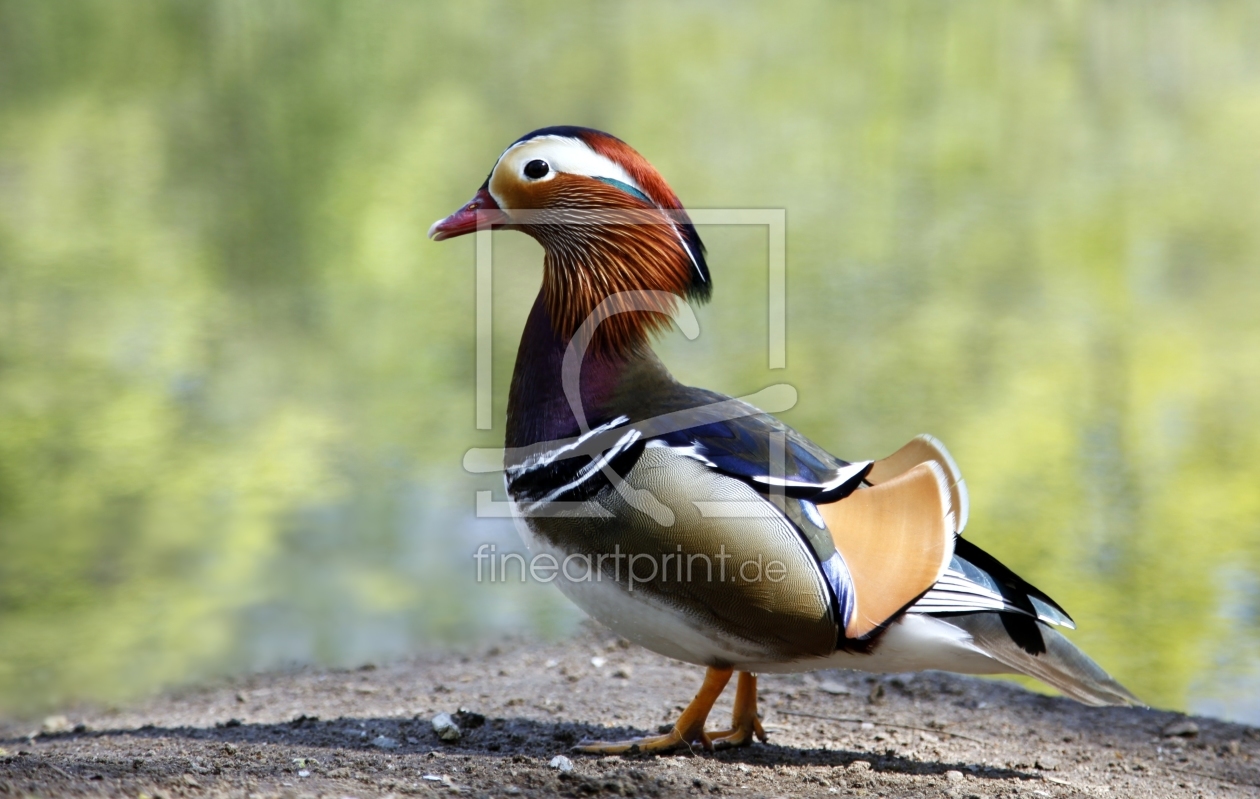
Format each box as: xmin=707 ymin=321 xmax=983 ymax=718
xmin=505 ymin=291 xmax=641 ymax=450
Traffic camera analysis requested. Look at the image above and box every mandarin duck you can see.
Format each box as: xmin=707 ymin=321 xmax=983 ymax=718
xmin=430 ymin=126 xmax=1140 ymax=754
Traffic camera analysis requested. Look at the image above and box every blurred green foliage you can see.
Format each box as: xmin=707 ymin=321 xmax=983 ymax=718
xmin=1 ymin=1 xmax=1258 ymax=719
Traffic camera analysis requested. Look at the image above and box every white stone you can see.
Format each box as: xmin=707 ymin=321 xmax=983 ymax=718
xmin=431 ymin=713 xmax=461 ymax=742
xmin=549 ymin=755 xmax=574 ymax=772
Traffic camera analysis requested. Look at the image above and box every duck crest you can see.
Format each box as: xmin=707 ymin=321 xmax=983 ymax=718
xmin=499 ymin=126 xmax=710 ymax=356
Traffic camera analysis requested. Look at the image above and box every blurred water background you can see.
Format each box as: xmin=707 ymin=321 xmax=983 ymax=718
xmin=2 ymin=1 xmax=1259 ymax=723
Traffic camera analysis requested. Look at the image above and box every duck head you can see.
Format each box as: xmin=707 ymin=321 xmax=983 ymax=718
xmin=429 ymin=126 xmax=709 ymax=354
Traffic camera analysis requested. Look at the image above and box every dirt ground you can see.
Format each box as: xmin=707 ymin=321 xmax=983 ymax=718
xmin=2 ymin=627 xmax=1257 ymax=799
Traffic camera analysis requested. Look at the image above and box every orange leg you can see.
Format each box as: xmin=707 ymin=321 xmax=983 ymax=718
xmin=574 ymin=667 xmax=733 ymax=754
xmin=709 ymin=671 xmax=767 ymax=749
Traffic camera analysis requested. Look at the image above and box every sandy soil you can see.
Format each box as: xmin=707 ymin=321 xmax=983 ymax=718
xmin=2 ymin=627 xmax=1257 ymax=798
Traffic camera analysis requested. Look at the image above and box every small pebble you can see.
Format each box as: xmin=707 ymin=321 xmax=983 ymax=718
xmin=945 ymin=770 xmax=965 ymax=783
xmin=590 ymin=656 xmax=607 ymax=668
xmin=372 ymin=735 xmax=400 ymax=749
xmin=297 ymin=770 xmax=310 ymax=778
xmin=549 ymin=755 xmax=574 ymax=772
xmin=612 ymin=667 xmax=632 ymax=679
xmin=818 ymin=680 xmax=850 ymax=695
xmin=1162 ymin=719 xmax=1199 ymax=738
xmin=41 ymin=716 xmax=72 ymax=735
xmin=1035 ymin=755 xmax=1059 ymax=771
xmin=432 ymin=712 xmax=462 ymax=742
xmin=849 ymin=760 xmax=872 ymax=772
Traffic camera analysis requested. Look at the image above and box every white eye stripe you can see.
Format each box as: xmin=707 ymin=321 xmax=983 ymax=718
xmin=491 ymin=135 xmax=644 ymax=199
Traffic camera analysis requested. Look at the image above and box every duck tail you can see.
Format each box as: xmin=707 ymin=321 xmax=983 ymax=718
xmin=947 ymin=612 xmax=1143 ymax=707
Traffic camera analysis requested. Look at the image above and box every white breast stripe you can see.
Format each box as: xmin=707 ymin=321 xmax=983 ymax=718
xmin=506 ymin=416 xmax=630 ymax=480
xmin=522 ymin=428 xmax=642 ymax=514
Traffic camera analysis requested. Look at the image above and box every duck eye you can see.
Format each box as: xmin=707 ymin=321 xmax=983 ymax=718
xmin=523 ymin=159 xmax=550 ymax=179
